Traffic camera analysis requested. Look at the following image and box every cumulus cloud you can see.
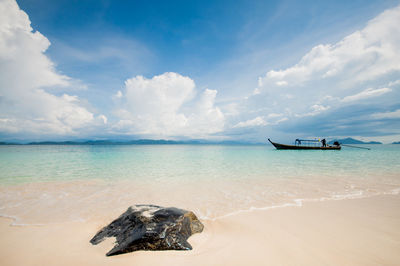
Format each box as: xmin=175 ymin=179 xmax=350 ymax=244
xmin=113 ymin=72 xmax=224 ymax=138
xmin=341 ymin=87 xmax=391 ymax=102
xmin=232 ymin=112 xmax=292 ymax=130
xmin=0 ymin=0 xmax=103 ymax=138
xmin=258 ymin=5 xmax=400 ymax=94
xmin=294 ymin=104 xmax=331 ymax=118
xmin=259 ymin=4 xmax=400 ymax=89
xmin=247 ymin=4 xmax=400 ymax=139
xmin=112 ymin=90 xmax=123 ymax=100
xmin=233 ymin=116 xmax=268 ymax=128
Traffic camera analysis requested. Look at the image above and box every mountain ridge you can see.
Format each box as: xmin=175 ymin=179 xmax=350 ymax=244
xmin=328 ymin=137 xmax=382 ymax=144
xmin=0 ymin=139 xmax=263 ymax=145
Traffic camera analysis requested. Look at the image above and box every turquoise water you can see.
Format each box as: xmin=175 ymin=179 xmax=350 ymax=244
xmin=1 ymin=144 xmax=399 ymax=183
xmin=0 ymin=144 xmax=399 ymax=224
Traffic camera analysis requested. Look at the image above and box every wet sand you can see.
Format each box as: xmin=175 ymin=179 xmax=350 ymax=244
xmin=0 ymin=195 xmax=399 ymax=266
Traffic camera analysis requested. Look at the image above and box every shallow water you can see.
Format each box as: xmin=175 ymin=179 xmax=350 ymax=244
xmin=0 ymin=144 xmax=399 ymax=224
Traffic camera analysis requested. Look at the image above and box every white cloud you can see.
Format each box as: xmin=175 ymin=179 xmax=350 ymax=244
xmin=341 ymin=87 xmax=392 ymax=102
xmin=114 ymin=90 xmax=123 ymax=98
xmin=233 ymin=116 xmax=268 ymax=128
xmin=257 ymin=5 xmax=400 ymax=94
xmin=388 ymin=80 xmax=400 ymax=87
xmin=310 ymin=104 xmax=329 ymax=112
xmin=221 ymin=102 xmax=240 ymax=116
xmin=259 ymin=4 xmax=400 ymax=89
xmin=275 ymin=81 xmax=288 ymax=86
xmin=0 ymin=0 xmax=69 ymax=90
xmin=252 ymin=88 xmax=261 ymax=95
xmin=0 ymin=0 xmax=100 ymax=137
xmin=98 ymin=115 xmax=108 ymax=124
xmin=248 ymin=5 xmax=400 ymax=138
xmin=282 ymin=93 xmax=294 ymax=99
xmin=114 ymin=72 xmax=224 ymax=138
xmin=370 ymin=109 xmax=400 ymax=119
xmin=275 ymin=117 xmax=288 ymax=124
xmin=267 ymin=113 xmax=283 ymax=118
xmin=124 ymin=72 xmax=195 ymax=117
xmin=295 ymin=104 xmax=331 ymax=117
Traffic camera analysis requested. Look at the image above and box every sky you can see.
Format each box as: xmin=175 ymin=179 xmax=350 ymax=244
xmin=1 ymin=0 xmax=400 ymax=143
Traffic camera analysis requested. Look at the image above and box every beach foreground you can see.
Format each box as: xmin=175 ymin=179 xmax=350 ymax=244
xmin=0 ymin=195 xmax=399 ymax=266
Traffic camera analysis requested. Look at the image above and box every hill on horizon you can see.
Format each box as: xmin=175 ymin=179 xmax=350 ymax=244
xmin=0 ymin=139 xmax=263 ymax=145
xmin=328 ymin=137 xmax=382 ymax=145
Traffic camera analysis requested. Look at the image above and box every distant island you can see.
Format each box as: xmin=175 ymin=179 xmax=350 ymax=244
xmin=0 ymin=139 xmax=261 ymax=145
xmin=392 ymin=141 xmax=400 ymax=144
xmin=328 ymin=137 xmax=382 ymax=145
xmin=0 ymin=138 xmax=387 ymax=145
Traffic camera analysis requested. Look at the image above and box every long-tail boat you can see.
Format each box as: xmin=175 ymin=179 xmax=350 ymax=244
xmin=268 ymin=138 xmax=341 ymax=150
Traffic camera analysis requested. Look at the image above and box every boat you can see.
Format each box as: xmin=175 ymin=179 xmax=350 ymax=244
xmin=268 ymin=138 xmax=341 ymax=150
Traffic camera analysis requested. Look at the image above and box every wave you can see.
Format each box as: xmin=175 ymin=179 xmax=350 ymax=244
xmin=200 ymin=188 xmax=400 ymax=221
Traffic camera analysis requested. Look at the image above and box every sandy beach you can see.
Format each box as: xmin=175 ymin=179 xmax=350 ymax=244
xmin=1 ymin=195 xmax=399 ymax=266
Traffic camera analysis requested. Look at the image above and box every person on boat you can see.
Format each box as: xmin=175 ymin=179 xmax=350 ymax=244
xmin=295 ymin=139 xmax=301 ymax=145
xmin=321 ymin=138 xmax=326 ymax=147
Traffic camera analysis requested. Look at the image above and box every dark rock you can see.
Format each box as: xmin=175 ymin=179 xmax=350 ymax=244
xmin=90 ymin=204 xmax=204 ymax=256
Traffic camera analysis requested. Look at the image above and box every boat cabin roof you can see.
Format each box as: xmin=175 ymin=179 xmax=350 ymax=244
xmin=295 ymin=139 xmax=320 ymax=142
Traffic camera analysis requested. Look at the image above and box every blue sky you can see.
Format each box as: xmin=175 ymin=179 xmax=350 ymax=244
xmin=1 ymin=0 xmax=400 ymax=143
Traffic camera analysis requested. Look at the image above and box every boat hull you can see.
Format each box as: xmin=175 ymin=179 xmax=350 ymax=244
xmin=268 ymin=139 xmax=341 ymax=150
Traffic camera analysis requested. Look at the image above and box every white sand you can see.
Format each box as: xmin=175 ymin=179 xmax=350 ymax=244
xmin=1 ymin=195 xmax=399 ymax=266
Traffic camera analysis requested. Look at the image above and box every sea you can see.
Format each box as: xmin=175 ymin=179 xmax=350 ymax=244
xmin=0 ymin=144 xmax=399 ymax=225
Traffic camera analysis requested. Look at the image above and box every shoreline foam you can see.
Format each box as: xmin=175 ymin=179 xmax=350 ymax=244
xmin=2 ymin=185 xmax=399 ymax=226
